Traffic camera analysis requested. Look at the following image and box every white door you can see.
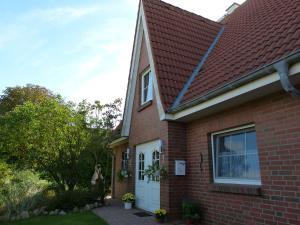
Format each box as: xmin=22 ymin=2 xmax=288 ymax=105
xmin=135 ymin=140 xmax=160 ymax=212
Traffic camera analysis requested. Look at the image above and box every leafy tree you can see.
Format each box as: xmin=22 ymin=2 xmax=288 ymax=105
xmin=0 ymin=98 xmax=90 ymax=191
xmin=76 ymin=99 xmax=122 ymax=201
xmin=0 ymin=96 xmax=122 ymax=194
xmin=0 ymin=84 xmax=56 ymax=115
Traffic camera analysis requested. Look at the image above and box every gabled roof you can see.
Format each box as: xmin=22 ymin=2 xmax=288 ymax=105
xmin=141 ymin=0 xmax=300 ymax=110
xmin=142 ymin=0 xmax=222 ymax=109
xmin=181 ymin=0 xmax=300 ymax=104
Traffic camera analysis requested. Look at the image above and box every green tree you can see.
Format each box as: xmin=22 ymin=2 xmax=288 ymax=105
xmin=0 ymin=98 xmax=90 ymax=191
xmin=77 ymin=99 xmax=122 ymax=200
xmin=0 ymin=84 xmax=56 ymax=115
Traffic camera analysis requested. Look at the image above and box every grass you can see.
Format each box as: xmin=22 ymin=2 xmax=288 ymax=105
xmin=2 ymin=212 xmax=108 ymax=225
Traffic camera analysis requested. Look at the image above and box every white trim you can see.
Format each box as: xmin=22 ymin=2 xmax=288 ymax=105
xmin=121 ymin=7 xmax=143 ymax=137
xmin=140 ymin=5 xmax=167 ymax=121
xmin=211 ymin=124 xmax=261 ymax=186
xmin=109 ymin=137 xmax=128 ymax=149
xmin=211 ymin=124 xmax=255 ymax=136
xmin=121 ymin=3 xmax=167 ymax=137
xmin=169 ymin=62 xmax=300 ymax=121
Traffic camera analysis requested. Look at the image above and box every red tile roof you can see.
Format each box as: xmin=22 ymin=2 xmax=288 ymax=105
xmin=142 ymin=0 xmax=222 ymax=109
xmin=182 ymin=0 xmax=300 ymax=104
xmin=141 ymin=0 xmax=300 ymax=111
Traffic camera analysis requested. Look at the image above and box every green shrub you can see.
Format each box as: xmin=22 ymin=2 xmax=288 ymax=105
xmin=0 ymin=169 xmax=48 ymax=217
xmin=182 ymin=201 xmax=200 ymax=221
xmin=46 ymin=189 xmax=98 ymax=211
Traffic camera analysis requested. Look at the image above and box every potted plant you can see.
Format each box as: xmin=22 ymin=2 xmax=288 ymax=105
xmin=122 ymin=193 xmax=135 ymax=209
xmin=144 ymin=162 xmax=168 ymax=183
xmin=117 ymin=169 xmax=131 ymax=182
xmin=182 ymin=201 xmax=200 ymax=225
xmin=154 ymin=208 xmax=167 ymax=223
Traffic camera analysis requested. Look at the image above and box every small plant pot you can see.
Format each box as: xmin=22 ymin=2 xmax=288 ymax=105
xmin=156 ymin=217 xmax=166 ymax=223
xmin=185 ymin=219 xmax=195 ymax=225
xmin=124 ymin=202 xmax=132 ymax=209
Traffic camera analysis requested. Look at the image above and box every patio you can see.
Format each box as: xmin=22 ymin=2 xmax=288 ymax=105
xmin=93 ymin=199 xmax=184 ymax=225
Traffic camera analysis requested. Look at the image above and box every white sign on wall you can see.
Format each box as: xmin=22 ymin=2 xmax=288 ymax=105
xmin=175 ymin=160 xmax=186 ymax=176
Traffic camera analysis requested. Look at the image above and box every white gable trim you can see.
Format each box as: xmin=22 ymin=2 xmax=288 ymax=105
xmin=140 ymin=5 xmax=167 ymax=121
xmin=121 ymin=3 xmax=167 ymax=137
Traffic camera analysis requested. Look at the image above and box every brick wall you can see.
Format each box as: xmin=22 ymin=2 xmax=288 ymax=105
xmin=184 ymin=91 xmax=300 ymax=224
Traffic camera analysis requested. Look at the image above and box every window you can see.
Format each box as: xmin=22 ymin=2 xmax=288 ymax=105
xmin=141 ymin=70 xmax=153 ymax=104
xmin=212 ymin=125 xmax=261 ymax=185
xmin=138 ymin=153 xmax=145 ymax=180
xmin=121 ymin=152 xmax=128 ymax=171
xmin=152 ymin=150 xmax=160 ymax=182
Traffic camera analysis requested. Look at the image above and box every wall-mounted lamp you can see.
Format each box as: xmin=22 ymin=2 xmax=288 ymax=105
xmin=159 ymin=139 xmax=165 ymax=154
xmin=126 ymin=147 xmax=131 ymax=159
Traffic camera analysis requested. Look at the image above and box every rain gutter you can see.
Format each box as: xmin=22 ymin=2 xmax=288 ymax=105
xmin=168 ymin=50 xmax=300 ymax=113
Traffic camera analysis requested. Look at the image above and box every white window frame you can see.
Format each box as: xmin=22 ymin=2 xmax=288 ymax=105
xmin=211 ymin=124 xmax=261 ymax=186
xmin=141 ymin=69 xmax=153 ymax=105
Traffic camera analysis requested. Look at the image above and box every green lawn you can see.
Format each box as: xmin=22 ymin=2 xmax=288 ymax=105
xmin=2 ymin=212 xmax=108 ymax=225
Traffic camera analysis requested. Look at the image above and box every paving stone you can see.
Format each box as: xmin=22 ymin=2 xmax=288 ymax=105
xmin=93 ymin=199 xmax=184 ymax=225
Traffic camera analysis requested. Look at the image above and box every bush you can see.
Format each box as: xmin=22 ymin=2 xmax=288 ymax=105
xmin=182 ymin=201 xmax=200 ymax=221
xmin=0 ymin=169 xmax=48 ymax=217
xmin=46 ymin=189 xmax=98 ymax=212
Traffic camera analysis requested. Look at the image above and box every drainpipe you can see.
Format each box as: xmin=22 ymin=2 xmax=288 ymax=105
xmin=274 ymin=60 xmax=300 ymax=99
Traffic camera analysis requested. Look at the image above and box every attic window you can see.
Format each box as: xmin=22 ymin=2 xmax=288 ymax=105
xmin=141 ymin=70 xmax=153 ymax=105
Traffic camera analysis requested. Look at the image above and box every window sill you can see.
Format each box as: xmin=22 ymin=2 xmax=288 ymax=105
xmin=138 ymin=100 xmax=152 ymax=112
xmin=209 ymin=183 xmax=261 ymax=196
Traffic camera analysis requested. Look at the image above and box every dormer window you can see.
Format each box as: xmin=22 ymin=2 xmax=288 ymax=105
xmin=141 ymin=70 xmax=153 ymax=105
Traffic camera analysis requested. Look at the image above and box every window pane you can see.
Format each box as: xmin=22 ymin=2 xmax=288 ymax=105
xmin=143 ymin=87 xmax=148 ymax=103
xmin=246 ymin=131 xmax=258 ymax=152
xmin=231 ymin=155 xmax=245 ymax=178
xmin=217 ymin=156 xmax=230 ymax=177
xmin=246 ymin=153 xmax=260 ymax=179
xmin=219 ymin=136 xmax=231 ymax=155
xmin=231 ymin=133 xmax=245 ymax=154
xmin=144 ymin=73 xmax=149 ymax=88
xmin=147 ymin=73 xmax=153 ymax=101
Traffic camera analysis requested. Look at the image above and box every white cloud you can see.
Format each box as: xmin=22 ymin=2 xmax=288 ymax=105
xmin=67 ymin=39 xmax=133 ymax=105
xmin=22 ymin=5 xmax=102 ymax=24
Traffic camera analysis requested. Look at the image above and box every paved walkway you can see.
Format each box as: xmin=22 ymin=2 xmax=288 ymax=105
xmin=93 ymin=199 xmax=183 ymax=225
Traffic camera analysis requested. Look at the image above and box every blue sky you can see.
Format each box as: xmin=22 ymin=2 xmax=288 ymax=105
xmin=0 ymin=0 xmax=245 ymax=104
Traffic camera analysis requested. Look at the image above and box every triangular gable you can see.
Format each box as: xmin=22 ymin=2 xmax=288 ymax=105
xmin=121 ymin=1 xmax=166 ymax=137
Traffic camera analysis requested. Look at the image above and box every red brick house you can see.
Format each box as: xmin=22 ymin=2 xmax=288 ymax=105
xmin=110 ymin=0 xmax=300 ymax=223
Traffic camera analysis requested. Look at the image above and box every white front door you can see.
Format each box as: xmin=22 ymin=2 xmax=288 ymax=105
xmin=135 ymin=140 xmax=160 ymax=212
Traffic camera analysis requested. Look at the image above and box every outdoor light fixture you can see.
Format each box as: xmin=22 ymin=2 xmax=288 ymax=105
xmin=126 ymin=147 xmax=130 ymax=159
xmin=159 ymin=139 xmax=165 ymax=153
